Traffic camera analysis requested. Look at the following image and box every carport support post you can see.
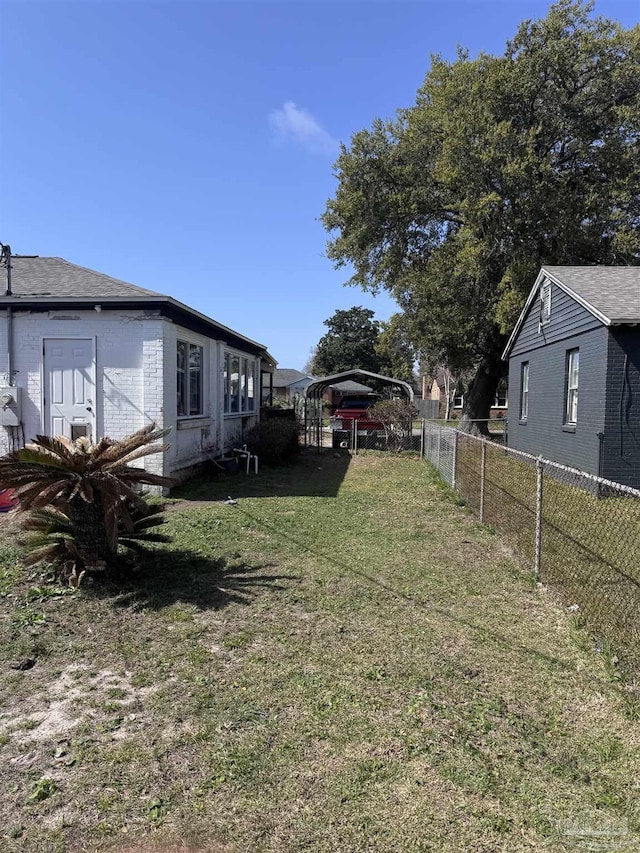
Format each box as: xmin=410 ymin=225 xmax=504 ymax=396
xmin=303 ymin=399 xmax=308 ymax=448
xmin=479 ymin=439 xmax=487 ymax=522
xmin=535 ymin=457 xmax=543 ymax=581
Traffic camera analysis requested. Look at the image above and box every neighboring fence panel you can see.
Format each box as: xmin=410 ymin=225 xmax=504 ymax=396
xmin=422 ymin=421 xmax=456 ymax=486
xmin=414 ymin=399 xmax=441 ymax=419
xmin=421 ymin=420 xmax=640 ymax=672
xmin=303 ymin=415 xmax=421 ymax=453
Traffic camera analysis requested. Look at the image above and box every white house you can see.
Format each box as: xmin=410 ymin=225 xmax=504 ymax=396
xmin=0 ymin=255 xmax=275 ymax=479
xmin=266 ymin=368 xmax=315 ymax=403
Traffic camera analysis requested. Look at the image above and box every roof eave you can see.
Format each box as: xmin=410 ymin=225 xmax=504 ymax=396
xmin=501 ymin=269 xmax=548 ymax=360
xmin=0 ymin=293 xmax=272 ymax=357
xmin=501 ymin=267 xmax=615 ymax=360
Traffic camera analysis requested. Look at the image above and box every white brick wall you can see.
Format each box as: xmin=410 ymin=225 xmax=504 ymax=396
xmin=0 ymin=309 xmax=261 ymax=481
xmin=0 ymin=308 xmax=161 ymax=453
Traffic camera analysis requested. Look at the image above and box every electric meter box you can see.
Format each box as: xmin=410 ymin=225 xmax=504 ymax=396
xmin=0 ymin=387 xmax=22 ymax=426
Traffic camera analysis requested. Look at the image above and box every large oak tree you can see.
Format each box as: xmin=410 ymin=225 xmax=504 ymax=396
xmin=311 ymin=306 xmax=385 ymax=376
xmin=322 ymin=1 xmax=640 ymax=432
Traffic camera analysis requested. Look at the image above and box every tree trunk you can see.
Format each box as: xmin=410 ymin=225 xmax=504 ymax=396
xmin=68 ymin=492 xmax=113 ymax=567
xmin=443 ymin=370 xmax=452 ymax=421
xmin=457 ymin=334 xmax=507 ymax=436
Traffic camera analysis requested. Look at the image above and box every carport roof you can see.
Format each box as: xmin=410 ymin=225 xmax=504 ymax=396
xmin=305 ymin=369 xmax=414 ymax=400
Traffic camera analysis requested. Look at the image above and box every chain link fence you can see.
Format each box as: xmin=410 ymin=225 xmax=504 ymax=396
xmin=422 ymin=420 xmax=640 ymax=673
xmin=303 ymin=415 xmax=420 ymax=453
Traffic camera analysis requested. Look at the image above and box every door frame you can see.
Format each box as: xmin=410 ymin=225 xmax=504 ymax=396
xmin=41 ymin=336 xmax=97 ymax=438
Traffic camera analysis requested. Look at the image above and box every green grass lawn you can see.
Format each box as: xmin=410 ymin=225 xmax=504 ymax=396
xmin=454 ymin=436 xmax=640 ymax=673
xmin=1 ymin=451 xmax=639 ymax=852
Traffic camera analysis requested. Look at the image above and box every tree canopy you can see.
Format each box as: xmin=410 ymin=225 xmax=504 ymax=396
xmin=322 ymin=0 xmax=640 ymax=429
xmin=311 ymin=306 xmax=385 ymax=376
xmin=310 ymin=306 xmax=417 ymax=382
xmin=375 ymin=313 xmax=417 ymax=384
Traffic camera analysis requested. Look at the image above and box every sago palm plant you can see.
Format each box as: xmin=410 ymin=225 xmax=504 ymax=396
xmin=22 ymin=501 xmax=171 ymax=582
xmin=0 ymin=423 xmax=173 ymax=569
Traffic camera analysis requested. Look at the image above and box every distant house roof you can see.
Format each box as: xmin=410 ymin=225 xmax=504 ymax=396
xmin=503 ymin=266 xmax=640 ymax=359
xmin=1 ymin=255 xmax=276 ymax=365
xmin=330 ymin=380 xmax=373 ymax=392
xmin=273 ymin=368 xmax=314 ymax=387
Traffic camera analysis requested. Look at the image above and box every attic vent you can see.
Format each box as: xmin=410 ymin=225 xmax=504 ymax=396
xmin=540 ymin=281 xmax=552 ymax=326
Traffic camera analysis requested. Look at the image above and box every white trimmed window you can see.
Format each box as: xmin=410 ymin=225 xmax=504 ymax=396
xmin=520 ymin=362 xmax=529 ymax=420
xmin=224 ymin=352 xmax=257 ymax=415
xmin=565 ymin=349 xmax=579 ymax=425
xmin=493 ymin=378 xmax=508 ymax=408
xmin=177 ymin=340 xmax=204 ymax=417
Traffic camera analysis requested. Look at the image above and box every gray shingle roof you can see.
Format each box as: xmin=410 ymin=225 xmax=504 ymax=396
xmin=502 ymin=265 xmax=640 ymax=359
xmin=543 ymin=266 xmax=640 ymax=323
xmin=273 ymin=369 xmax=314 ymax=387
xmin=0 ymin=255 xmax=275 ymax=361
xmin=3 ymin=256 xmax=161 ymax=299
xmin=330 ymin=380 xmax=373 ymax=392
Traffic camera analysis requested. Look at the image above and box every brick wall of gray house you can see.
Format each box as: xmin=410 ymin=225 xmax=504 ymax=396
xmin=508 ymin=324 xmax=608 ymax=476
xmin=602 ymin=327 xmax=640 ymax=489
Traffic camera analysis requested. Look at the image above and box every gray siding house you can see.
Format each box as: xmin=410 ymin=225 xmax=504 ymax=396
xmin=503 ymin=266 xmax=640 ymax=488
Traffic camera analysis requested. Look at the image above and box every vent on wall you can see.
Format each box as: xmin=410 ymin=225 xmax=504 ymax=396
xmin=71 ymin=423 xmax=90 ymax=440
xmin=539 ymin=281 xmax=552 ymax=329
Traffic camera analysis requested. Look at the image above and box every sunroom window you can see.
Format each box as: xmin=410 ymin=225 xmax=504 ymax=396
xmin=224 ymin=352 xmax=257 ymax=414
xmin=177 ymin=341 xmax=204 ymax=417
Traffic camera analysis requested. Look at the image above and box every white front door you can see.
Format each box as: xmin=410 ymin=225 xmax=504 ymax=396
xmin=43 ymin=338 xmax=96 ymax=439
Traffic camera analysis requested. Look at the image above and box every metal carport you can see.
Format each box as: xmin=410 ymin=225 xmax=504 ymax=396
xmin=303 ymin=369 xmax=415 ymax=449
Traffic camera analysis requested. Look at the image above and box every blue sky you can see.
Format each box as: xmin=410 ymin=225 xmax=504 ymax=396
xmin=1 ymin=1 xmax=637 ymax=370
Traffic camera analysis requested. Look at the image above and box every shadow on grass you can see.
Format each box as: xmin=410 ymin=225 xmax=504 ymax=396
xmin=229 ymin=502 xmax=622 ymax=684
xmin=86 ymin=549 xmax=297 ymax=612
xmin=171 ymin=448 xmax=352 ymax=502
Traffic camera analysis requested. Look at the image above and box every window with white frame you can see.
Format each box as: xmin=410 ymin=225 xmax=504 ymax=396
xmin=565 ymin=349 xmax=579 ymax=425
xmin=493 ymin=377 xmax=508 ymax=408
xmin=520 ymin=362 xmax=529 ymax=420
xmin=177 ymin=340 xmax=204 ymax=417
xmin=224 ymin=352 xmax=257 ymax=414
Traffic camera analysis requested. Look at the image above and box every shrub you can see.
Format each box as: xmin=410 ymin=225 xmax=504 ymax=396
xmin=21 ymin=501 xmax=171 ymax=582
xmin=370 ymin=399 xmax=419 ymax=452
xmin=0 ymin=424 xmax=173 ymax=573
xmin=245 ymin=418 xmax=299 ymax=465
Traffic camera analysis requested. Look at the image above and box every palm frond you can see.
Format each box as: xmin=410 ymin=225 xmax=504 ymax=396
xmin=31 ymin=435 xmax=77 ymax=463
xmin=4 ymin=425 xmax=173 ymax=571
xmin=105 ymin=442 xmax=170 ymax=469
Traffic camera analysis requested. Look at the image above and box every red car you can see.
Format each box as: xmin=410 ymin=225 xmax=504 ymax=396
xmin=329 ymin=395 xmax=383 ymax=449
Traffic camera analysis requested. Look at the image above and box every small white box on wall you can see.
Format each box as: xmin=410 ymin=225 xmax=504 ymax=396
xmin=0 ymin=387 xmax=22 ymax=426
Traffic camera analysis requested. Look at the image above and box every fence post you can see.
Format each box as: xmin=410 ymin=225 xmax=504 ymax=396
xmin=479 ymin=439 xmax=487 ymax=522
xmin=452 ymin=429 xmax=458 ymax=489
xmin=535 ymin=457 xmax=543 ymax=581
xmin=353 ymin=418 xmax=358 ymax=454
xmin=437 ymin=428 xmax=441 ymax=472
xmin=303 ymin=400 xmax=309 ymax=448
xmin=420 ymin=418 xmax=425 ymax=459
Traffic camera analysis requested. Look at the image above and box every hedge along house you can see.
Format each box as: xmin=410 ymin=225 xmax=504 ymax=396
xmin=502 ymin=266 xmax=640 ymax=488
xmin=0 ymin=254 xmax=276 ymax=479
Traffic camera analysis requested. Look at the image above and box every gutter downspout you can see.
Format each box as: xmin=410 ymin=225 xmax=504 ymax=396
xmin=6 ymin=305 xmax=13 ymax=387
xmin=2 ymin=245 xmax=13 ymax=386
